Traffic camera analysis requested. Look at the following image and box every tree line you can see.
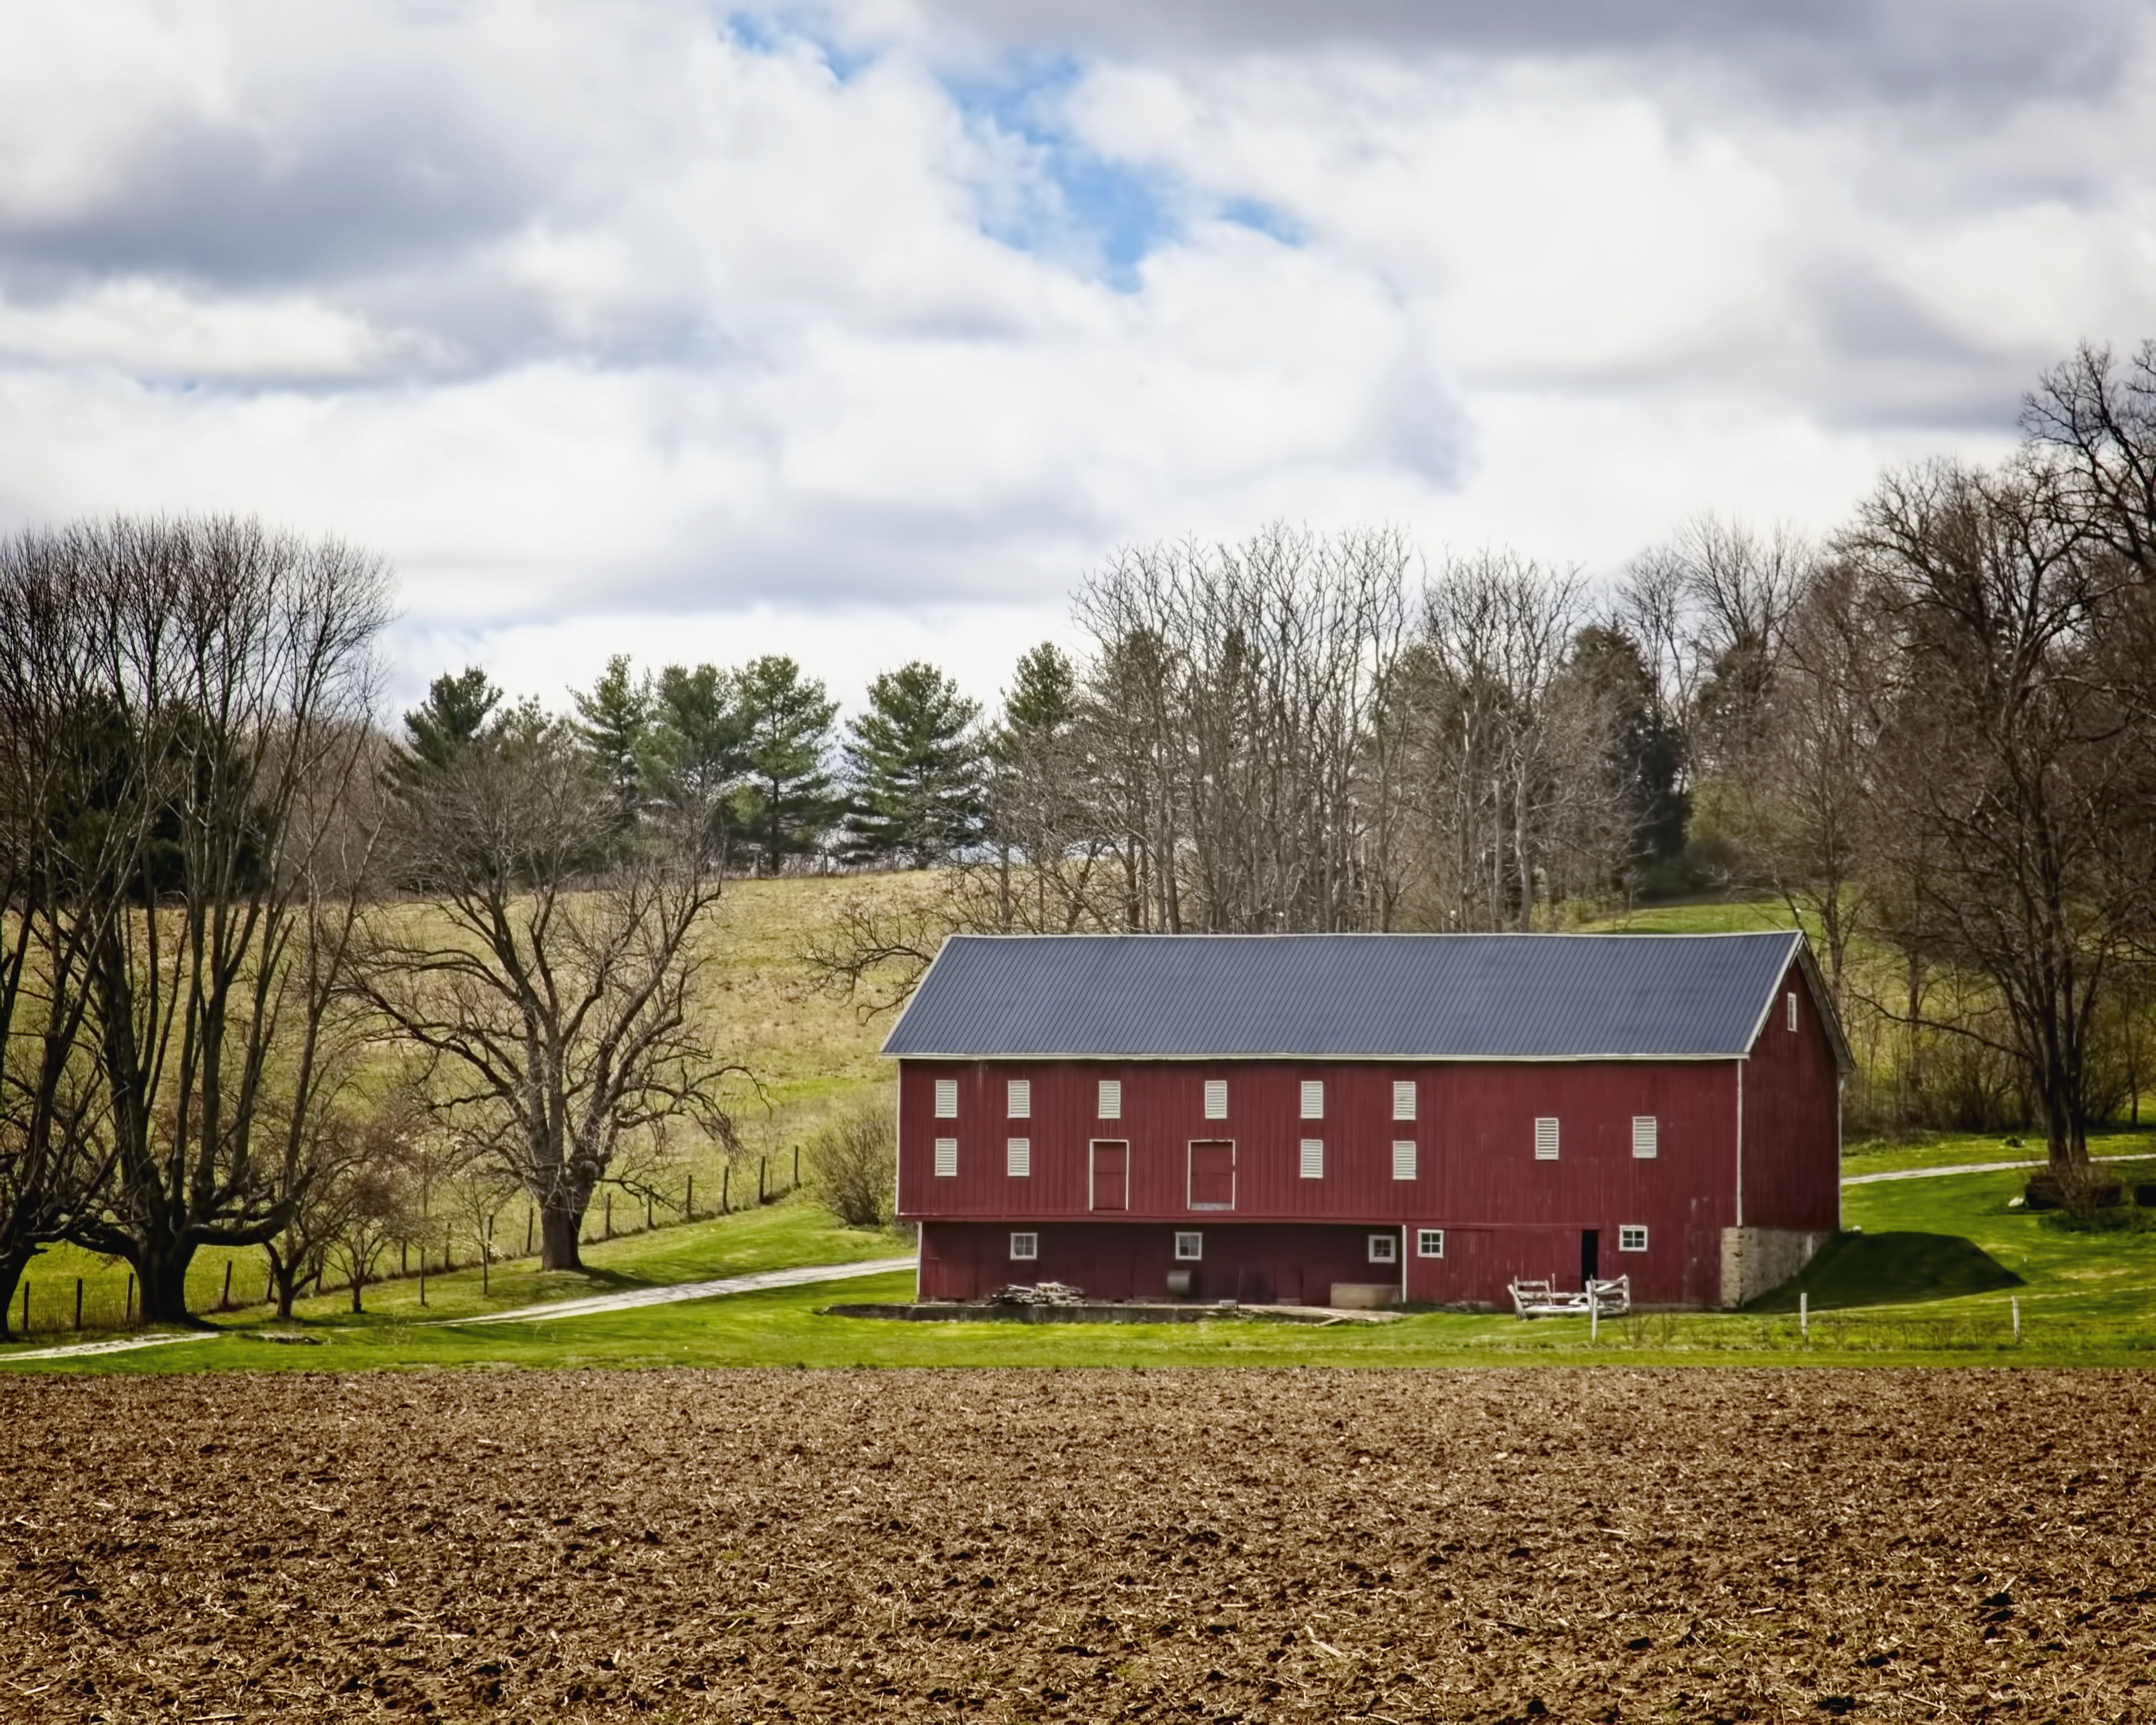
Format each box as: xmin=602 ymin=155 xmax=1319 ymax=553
xmin=4 ymin=340 xmax=2156 ymax=1333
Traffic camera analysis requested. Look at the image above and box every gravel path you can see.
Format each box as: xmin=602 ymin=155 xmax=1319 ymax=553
xmin=1843 ymin=1150 xmax=2139 ymax=1186
xmin=440 ymin=1254 xmax=916 ymax=1326
xmin=0 ymin=1332 xmax=209 ymax=1365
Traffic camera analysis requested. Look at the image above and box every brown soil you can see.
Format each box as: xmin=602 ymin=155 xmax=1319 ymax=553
xmin=2 ymin=1370 xmax=2150 ymax=1722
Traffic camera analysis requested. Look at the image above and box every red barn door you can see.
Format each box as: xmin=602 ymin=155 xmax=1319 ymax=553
xmin=1189 ymin=1140 xmax=1236 ymax=1209
xmin=1091 ymin=1140 xmax=1128 ymax=1211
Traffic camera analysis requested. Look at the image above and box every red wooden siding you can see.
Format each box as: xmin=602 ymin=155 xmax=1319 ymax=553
xmin=1737 ymin=960 xmax=1842 ymax=1234
xmin=922 ymin=1221 xmax=1395 ymax=1306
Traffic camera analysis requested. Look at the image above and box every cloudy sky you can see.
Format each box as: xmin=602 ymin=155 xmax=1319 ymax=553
xmin=3 ymin=1 xmax=2152 ymax=715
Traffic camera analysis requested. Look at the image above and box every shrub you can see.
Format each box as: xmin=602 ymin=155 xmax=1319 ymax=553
xmin=806 ymin=1102 xmax=895 ymax=1228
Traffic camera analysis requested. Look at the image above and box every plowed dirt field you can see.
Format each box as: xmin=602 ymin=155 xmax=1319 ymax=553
xmin=3 ymin=1369 xmax=2150 ymax=1722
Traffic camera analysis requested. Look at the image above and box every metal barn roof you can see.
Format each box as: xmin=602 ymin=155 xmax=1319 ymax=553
xmin=881 ymin=931 xmax=1822 ymax=1062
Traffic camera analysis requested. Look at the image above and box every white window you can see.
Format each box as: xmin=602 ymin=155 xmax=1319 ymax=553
xmin=1534 ymin=1117 xmax=1560 ymax=1160
xmin=1174 ymin=1231 xmax=1204 ymax=1261
xmin=1787 ymin=991 xmax=1799 ymax=1033
xmin=1299 ymin=1079 xmax=1325 ymax=1120
xmin=1632 ymin=1116 xmax=1659 ymax=1160
xmin=1098 ymin=1078 xmax=1122 ymax=1120
xmin=1009 ymin=1231 xmax=1038 ymax=1261
xmin=934 ymin=1078 xmax=958 ymax=1119
xmin=1368 ymin=1233 xmax=1398 ymax=1265
xmin=1391 ymin=1140 xmax=1417 ymax=1181
xmin=1006 ymin=1078 xmax=1031 ymax=1118
xmin=1619 ymin=1225 xmax=1648 ymax=1253
xmin=1299 ymin=1139 xmax=1325 ymax=1180
xmin=1006 ymin=1138 xmax=1031 ymax=1178
xmin=1417 ymin=1228 xmax=1445 ymax=1259
xmin=1204 ymin=1078 xmax=1229 ymax=1120
xmin=1393 ymin=1080 xmax=1417 ymax=1122
xmin=933 ymin=1138 xmax=958 ymax=1177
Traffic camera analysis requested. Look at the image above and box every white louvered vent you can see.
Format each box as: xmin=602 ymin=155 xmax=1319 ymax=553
xmin=1006 ymin=1078 xmax=1031 ymax=1118
xmin=1393 ymin=1080 xmax=1417 ymax=1122
xmin=933 ymin=1138 xmax=958 ymax=1177
xmin=1299 ymin=1079 xmax=1325 ymax=1120
xmin=1204 ymin=1078 xmax=1229 ymax=1120
xmin=1632 ymin=1115 xmax=1658 ymax=1159
xmin=934 ymin=1078 xmax=958 ymax=1118
xmin=1299 ymin=1139 xmax=1325 ymax=1180
xmin=1391 ymin=1140 xmax=1417 ymax=1181
xmin=1534 ymin=1117 xmax=1560 ymax=1160
xmin=1098 ymin=1078 xmax=1122 ymax=1120
xmin=1787 ymin=991 xmax=1799 ymax=1032
xmin=1006 ymin=1138 xmax=1031 ymax=1178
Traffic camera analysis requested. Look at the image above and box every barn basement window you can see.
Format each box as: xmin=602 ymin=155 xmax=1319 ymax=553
xmin=1204 ymin=1078 xmax=1229 ymax=1120
xmin=1787 ymin=991 xmax=1799 ymax=1032
xmin=1009 ymin=1232 xmax=1038 ymax=1261
xmin=1098 ymin=1078 xmax=1122 ymax=1120
xmin=1006 ymin=1138 xmax=1031 ymax=1178
xmin=1632 ymin=1116 xmax=1659 ymax=1159
xmin=1417 ymin=1228 xmax=1444 ymax=1259
xmin=1619 ymin=1225 xmax=1648 ymax=1253
xmin=1300 ymin=1079 xmax=1325 ymax=1120
xmin=934 ymin=1078 xmax=958 ymax=1118
xmin=933 ymin=1138 xmax=958 ymax=1177
xmin=1368 ymin=1233 xmax=1398 ymax=1265
xmin=1391 ymin=1140 xmax=1417 ymax=1181
xmin=1299 ymin=1139 xmax=1325 ymax=1180
xmin=1006 ymin=1078 xmax=1031 ymax=1118
xmin=1174 ymin=1231 xmax=1204 ymax=1261
xmin=1393 ymin=1080 xmax=1417 ymax=1122
xmin=1534 ymin=1117 xmax=1560 ymax=1160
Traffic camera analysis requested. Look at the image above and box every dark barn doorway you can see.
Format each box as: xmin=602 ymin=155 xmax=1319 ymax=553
xmin=1580 ymin=1229 xmax=1601 ymax=1285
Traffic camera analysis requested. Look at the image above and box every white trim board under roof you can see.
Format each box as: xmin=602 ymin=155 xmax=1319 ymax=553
xmin=883 ymin=931 xmax=1850 ymax=1068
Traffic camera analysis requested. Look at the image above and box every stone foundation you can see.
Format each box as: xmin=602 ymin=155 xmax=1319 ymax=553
xmin=1719 ymin=1227 xmax=1828 ymax=1309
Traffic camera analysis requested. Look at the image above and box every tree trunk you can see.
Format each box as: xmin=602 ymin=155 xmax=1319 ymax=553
xmin=0 ymin=1246 xmax=31 ymax=1340
xmin=541 ymin=1204 xmax=585 ymax=1272
xmin=135 ymin=1243 xmax=195 ymax=1326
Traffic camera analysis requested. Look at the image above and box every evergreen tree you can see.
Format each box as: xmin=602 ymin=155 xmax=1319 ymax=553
xmin=733 ymin=655 xmax=840 ymax=873
xmin=841 ymin=661 xmax=985 ymax=868
xmin=571 ymin=654 xmax=653 ymax=831
xmin=645 ymin=662 xmax=751 ymax=857
xmin=391 ymin=666 xmax=501 ymax=790
xmin=994 ymin=641 xmax=1077 ymax=756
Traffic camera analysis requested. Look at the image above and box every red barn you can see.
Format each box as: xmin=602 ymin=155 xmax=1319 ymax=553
xmin=884 ymin=932 xmax=1849 ymax=1310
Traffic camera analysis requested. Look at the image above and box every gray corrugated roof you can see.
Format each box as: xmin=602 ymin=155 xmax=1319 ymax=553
xmin=881 ymin=932 xmax=1811 ymax=1061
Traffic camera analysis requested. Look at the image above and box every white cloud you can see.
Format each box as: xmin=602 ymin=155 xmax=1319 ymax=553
xmin=0 ymin=1 xmax=2152 ymax=716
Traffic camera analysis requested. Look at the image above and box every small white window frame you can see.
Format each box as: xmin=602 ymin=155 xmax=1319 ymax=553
xmin=1203 ymin=1078 xmax=1229 ymax=1120
xmin=1298 ymin=1139 xmax=1325 ymax=1180
xmin=934 ymin=1078 xmax=959 ymax=1119
xmin=1097 ymin=1078 xmax=1122 ymax=1120
xmin=1787 ymin=991 xmax=1799 ymax=1033
xmin=1393 ymin=1080 xmax=1417 ymax=1122
xmin=1632 ymin=1115 xmax=1659 ymax=1160
xmin=1534 ymin=1116 xmax=1560 ymax=1160
xmin=932 ymin=1137 xmax=958 ymax=1177
xmin=1417 ymin=1228 xmax=1444 ymax=1259
xmin=1006 ymin=1137 xmax=1031 ymax=1178
xmin=1174 ymin=1231 xmax=1204 ymax=1261
xmin=1006 ymin=1078 xmax=1031 ymax=1119
xmin=1367 ymin=1233 xmax=1398 ymax=1266
xmin=1009 ymin=1231 xmax=1038 ymax=1261
xmin=1299 ymin=1079 xmax=1325 ymax=1120
xmin=1618 ymin=1224 xmax=1648 ymax=1254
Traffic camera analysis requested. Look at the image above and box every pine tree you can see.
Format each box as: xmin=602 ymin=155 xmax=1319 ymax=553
xmin=645 ymin=663 xmax=750 ymax=857
xmin=391 ymin=666 xmax=501 ymax=790
xmin=841 ymin=661 xmax=985 ymax=868
xmin=733 ymin=655 xmax=840 ymax=873
xmin=571 ymin=654 xmax=653 ymax=831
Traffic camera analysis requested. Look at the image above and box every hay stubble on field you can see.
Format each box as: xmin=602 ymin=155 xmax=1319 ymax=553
xmin=3 ymin=1370 xmax=2151 ymax=1722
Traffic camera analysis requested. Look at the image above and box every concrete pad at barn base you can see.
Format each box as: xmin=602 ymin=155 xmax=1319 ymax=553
xmin=822 ymin=1300 xmax=1400 ymax=1325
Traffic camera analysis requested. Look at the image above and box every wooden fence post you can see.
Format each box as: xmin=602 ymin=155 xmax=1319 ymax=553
xmin=721 ymin=1165 xmax=730 ymax=1214
xmin=483 ymin=1215 xmax=493 ymax=1296
xmin=793 ymin=1145 xmax=800 ymax=1192
xmin=75 ymin=1278 xmax=83 ymax=1332
xmin=685 ymin=1174 xmax=694 ymax=1220
xmin=604 ymin=1191 xmax=613 ymax=1239
xmin=645 ymin=1191 xmax=654 ymax=1231
xmin=759 ymin=1156 xmax=768 ymax=1205
xmin=526 ymin=1207 xmax=534 ymax=1256
xmin=221 ymin=1261 xmax=234 ymax=1311
xmin=124 ymin=1273 xmax=134 ymax=1326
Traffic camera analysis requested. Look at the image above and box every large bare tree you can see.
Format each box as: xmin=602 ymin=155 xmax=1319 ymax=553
xmin=355 ymin=705 xmax=742 ymax=1271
